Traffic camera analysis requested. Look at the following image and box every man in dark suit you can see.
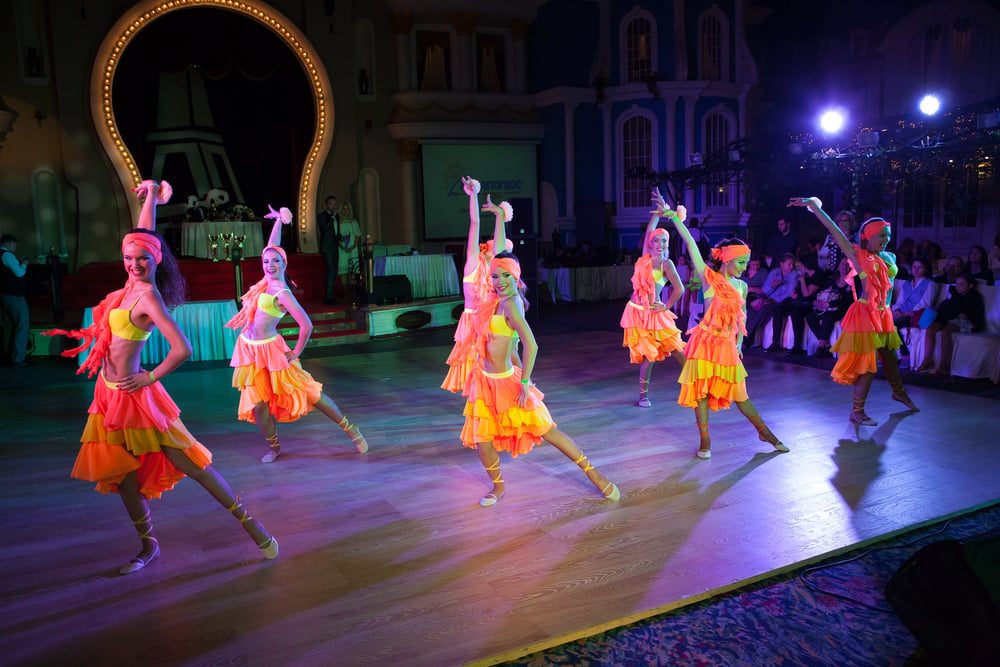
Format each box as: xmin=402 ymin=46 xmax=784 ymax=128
xmin=317 ymin=195 xmax=341 ymax=303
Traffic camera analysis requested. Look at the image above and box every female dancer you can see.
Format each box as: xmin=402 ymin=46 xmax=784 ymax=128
xmin=788 ymin=197 xmax=919 ymax=425
xmin=456 ymin=243 xmax=619 ymax=506
xmin=621 ymin=189 xmax=687 ymax=407
xmin=441 ymin=175 xmax=513 ymax=393
xmin=45 ymin=180 xmax=277 ymax=574
xmin=226 ymin=205 xmax=368 ymax=462
xmin=664 ymin=205 xmax=788 ymax=459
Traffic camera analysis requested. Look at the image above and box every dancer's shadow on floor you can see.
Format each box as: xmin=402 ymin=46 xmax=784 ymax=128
xmin=831 ymin=410 xmax=917 ymax=510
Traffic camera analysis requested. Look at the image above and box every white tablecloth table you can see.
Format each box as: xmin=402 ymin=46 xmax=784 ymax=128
xmin=537 ymin=265 xmax=635 ymax=303
xmin=181 ymin=221 xmax=264 ymax=259
xmin=373 ymin=254 xmax=460 ymax=299
xmin=79 ymin=299 xmax=240 ymax=367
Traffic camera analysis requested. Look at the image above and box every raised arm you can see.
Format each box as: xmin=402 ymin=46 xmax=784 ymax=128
xmin=264 ymin=205 xmax=293 ymax=247
xmin=482 ymin=194 xmax=510 ymax=254
xmin=655 ymin=194 xmax=700 ymax=277
xmin=788 ymin=197 xmax=856 ymax=263
xmin=641 ymin=188 xmax=668 ymax=252
xmin=462 ymin=176 xmax=482 ymax=276
xmin=133 ymin=180 xmax=173 ymax=231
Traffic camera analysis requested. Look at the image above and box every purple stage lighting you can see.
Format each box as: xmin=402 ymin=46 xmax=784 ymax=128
xmin=819 ymin=109 xmax=845 ymax=134
xmin=919 ymin=94 xmax=941 ymax=116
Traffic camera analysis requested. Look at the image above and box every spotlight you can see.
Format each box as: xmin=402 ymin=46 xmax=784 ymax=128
xmin=819 ymin=109 xmax=845 ymax=134
xmin=919 ymin=95 xmax=941 ymax=116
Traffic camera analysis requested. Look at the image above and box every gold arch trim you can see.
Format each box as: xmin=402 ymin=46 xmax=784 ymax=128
xmin=90 ymin=0 xmax=332 ymax=252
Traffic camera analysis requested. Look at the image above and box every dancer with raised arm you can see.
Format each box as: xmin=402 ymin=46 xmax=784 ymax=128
xmin=621 ymin=189 xmax=687 ymax=407
xmin=44 ymin=179 xmax=277 ymax=574
xmin=442 ymin=176 xmax=514 ymax=393
xmin=226 ymin=205 xmax=368 ymax=463
xmin=455 ymin=236 xmax=620 ymax=506
xmin=664 ymin=203 xmax=788 ymax=459
xmin=788 ymin=197 xmax=919 ymax=425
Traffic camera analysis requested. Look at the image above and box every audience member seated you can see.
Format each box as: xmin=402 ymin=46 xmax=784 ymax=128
xmin=967 ymin=244 xmax=995 ymax=286
xmin=746 ymin=253 xmax=799 ymax=349
xmin=990 ymin=235 xmax=1000 ymax=267
xmin=933 ymin=255 xmax=965 ymax=284
xmin=805 ymin=257 xmax=853 ymax=358
xmin=817 ymin=210 xmax=856 ymax=272
xmin=916 ymin=273 xmax=986 ymax=375
xmin=744 ymin=255 xmax=767 ymax=301
xmin=891 ymin=257 xmax=939 ymax=366
xmin=779 ymin=256 xmax=827 ymax=356
xmin=894 ymin=238 xmax=916 ymax=280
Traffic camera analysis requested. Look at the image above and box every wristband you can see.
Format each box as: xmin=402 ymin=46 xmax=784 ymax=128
xmin=520 ymin=379 xmax=531 ymax=384
xmin=148 ymin=370 xmax=156 ymax=383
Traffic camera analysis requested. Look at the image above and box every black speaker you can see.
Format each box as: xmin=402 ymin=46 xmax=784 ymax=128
xmin=370 ymin=275 xmax=412 ymax=305
xmin=885 ymin=532 xmax=1000 ymax=662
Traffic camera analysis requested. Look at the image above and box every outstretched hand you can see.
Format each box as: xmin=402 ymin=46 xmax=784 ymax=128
xmin=482 ymin=194 xmax=502 ymax=216
xmin=462 ymin=176 xmax=481 ymax=196
xmin=265 ymin=205 xmax=293 ymax=224
xmin=788 ymin=197 xmax=822 ymax=210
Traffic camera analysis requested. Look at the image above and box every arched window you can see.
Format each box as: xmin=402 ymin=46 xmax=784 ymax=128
xmin=619 ymin=112 xmax=656 ymax=210
xmin=620 ymin=10 xmax=656 ymax=83
xmin=698 ymin=10 xmax=729 ymax=81
xmin=704 ymin=110 xmax=732 ymax=208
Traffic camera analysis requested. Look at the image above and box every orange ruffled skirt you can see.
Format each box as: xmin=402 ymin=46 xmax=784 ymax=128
xmin=71 ymin=374 xmax=213 ymax=499
xmin=830 ymin=301 xmax=902 ymax=385
xmin=461 ymin=366 xmax=555 ymax=457
xmin=230 ymin=334 xmax=323 ymax=423
xmin=677 ymin=326 xmax=748 ymax=411
xmin=442 ymin=308 xmax=477 ymax=393
xmin=620 ymin=300 xmax=685 ymax=364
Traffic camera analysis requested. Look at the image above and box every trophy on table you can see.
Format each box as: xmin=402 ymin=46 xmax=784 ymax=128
xmin=221 ymin=232 xmax=234 ymax=261
xmin=208 ymin=233 xmax=220 ymax=262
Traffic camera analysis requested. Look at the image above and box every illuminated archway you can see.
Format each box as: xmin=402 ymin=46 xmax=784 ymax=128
xmin=90 ymin=0 xmax=332 ymax=252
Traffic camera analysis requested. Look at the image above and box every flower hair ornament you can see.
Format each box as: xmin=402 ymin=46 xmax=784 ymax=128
xmin=265 ymin=204 xmax=293 ymax=224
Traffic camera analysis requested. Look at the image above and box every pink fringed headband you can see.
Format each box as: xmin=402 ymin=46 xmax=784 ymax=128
xmin=647 ymin=228 xmax=669 ymax=248
xmin=490 ymin=256 xmax=522 ymax=283
xmin=122 ymin=232 xmax=162 ymax=264
xmin=860 ymin=218 xmax=890 ymax=241
xmin=711 ymin=244 xmax=750 ymax=263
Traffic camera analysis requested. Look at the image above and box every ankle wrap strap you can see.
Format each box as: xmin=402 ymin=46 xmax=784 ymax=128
xmin=574 ymin=454 xmax=594 ymax=473
xmin=228 ymin=499 xmax=252 ymax=524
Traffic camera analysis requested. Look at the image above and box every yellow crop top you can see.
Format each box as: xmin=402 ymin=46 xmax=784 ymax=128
xmin=489 ymin=314 xmax=518 ymax=339
xmin=108 ymin=295 xmax=151 ymax=341
xmin=257 ymin=289 xmax=289 ymax=318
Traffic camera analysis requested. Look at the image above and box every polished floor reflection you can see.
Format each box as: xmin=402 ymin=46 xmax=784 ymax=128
xmin=2 ymin=325 xmax=998 ymax=667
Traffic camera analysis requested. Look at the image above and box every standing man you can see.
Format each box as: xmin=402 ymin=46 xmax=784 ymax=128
xmin=0 ymin=234 xmax=29 ymax=365
xmin=317 ymin=195 xmax=341 ymax=304
xmin=764 ymin=217 xmax=797 ymax=269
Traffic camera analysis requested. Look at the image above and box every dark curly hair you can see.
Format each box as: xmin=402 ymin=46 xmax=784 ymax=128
xmin=125 ymin=228 xmax=187 ymax=308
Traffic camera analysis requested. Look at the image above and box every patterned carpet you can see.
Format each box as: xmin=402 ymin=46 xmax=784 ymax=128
xmin=501 ymin=502 xmax=1000 ymax=667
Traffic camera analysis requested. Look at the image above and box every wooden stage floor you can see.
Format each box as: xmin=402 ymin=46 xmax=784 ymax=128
xmin=2 ymin=324 xmax=999 ymax=666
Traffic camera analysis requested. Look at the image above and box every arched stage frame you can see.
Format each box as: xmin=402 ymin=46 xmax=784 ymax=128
xmin=90 ymin=0 xmax=332 ymax=252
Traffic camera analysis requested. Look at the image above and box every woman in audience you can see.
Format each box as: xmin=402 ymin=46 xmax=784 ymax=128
xmin=789 ymin=197 xmax=918 ymax=426
xmin=817 ymin=210 xmax=856 ymax=272
xmin=805 ymin=256 xmax=853 ymax=358
xmin=916 ymin=273 xmax=986 ymax=376
xmin=967 ymin=245 xmax=995 ymax=286
xmin=46 ymin=179 xmax=278 ymax=574
xmin=226 ymin=205 xmax=368 ymax=462
xmin=663 ymin=209 xmax=788 ymax=459
xmin=891 ymin=257 xmax=940 ymax=365
xmin=620 ymin=189 xmax=687 ymax=407
xmin=781 ymin=255 xmax=827 ymax=355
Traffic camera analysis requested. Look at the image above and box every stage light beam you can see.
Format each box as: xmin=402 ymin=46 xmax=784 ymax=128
xmin=819 ymin=110 xmax=845 ymax=134
xmin=919 ymin=95 xmax=941 ymax=116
